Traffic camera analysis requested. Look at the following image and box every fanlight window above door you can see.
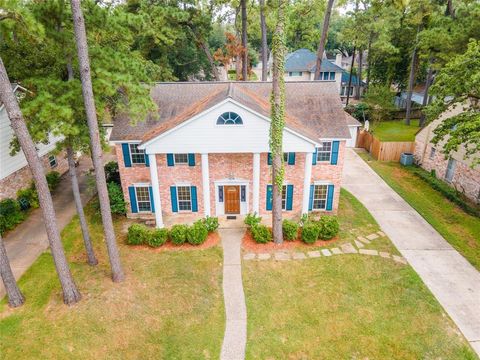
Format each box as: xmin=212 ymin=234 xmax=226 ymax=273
xmin=216 ymin=112 xmax=243 ymax=125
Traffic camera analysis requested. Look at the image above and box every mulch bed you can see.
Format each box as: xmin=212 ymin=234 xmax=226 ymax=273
xmin=129 ymin=231 xmax=220 ymax=252
xmin=242 ymin=229 xmax=339 ymax=253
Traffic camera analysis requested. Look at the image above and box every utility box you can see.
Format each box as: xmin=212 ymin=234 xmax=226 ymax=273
xmin=400 ymin=153 xmax=414 ymax=166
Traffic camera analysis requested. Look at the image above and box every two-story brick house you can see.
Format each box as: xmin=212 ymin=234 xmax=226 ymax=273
xmin=110 ymin=81 xmax=353 ymax=228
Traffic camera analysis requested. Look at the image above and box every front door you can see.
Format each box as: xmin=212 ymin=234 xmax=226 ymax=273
xmin=224 ymin=186 xmax=240 ymax=214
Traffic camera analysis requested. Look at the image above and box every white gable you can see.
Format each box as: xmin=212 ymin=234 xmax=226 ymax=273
xmin=141 ymin=99 xmax=317 ymax=154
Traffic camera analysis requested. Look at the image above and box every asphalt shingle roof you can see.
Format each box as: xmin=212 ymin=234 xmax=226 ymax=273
xmin=285 ymin=49 xmax=344 ymax=73
xmin=110 ymin=81 xmax=351 ymax=143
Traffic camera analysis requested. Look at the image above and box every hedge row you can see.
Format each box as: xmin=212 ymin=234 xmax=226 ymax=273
xmin=126 ymin=216 xmax=219 ymax=248
xmin=244 ymin=213 xmax=339 ymax=244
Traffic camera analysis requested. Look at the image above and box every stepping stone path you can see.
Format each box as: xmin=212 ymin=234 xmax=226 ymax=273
xmin=242 ymin=231 xmax=408 ymax=266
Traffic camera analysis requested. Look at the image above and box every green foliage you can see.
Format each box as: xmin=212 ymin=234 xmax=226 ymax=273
xmin=127 ymin=223 xmax=149 ymax=245
xmin=282 ymin=219 xmax=298 ymax=241
xmin=104 ymin=161 xmax=120 ymax=185
xmin=147 ymin=228 xmax=169 ymax=248
xmin=346 ymin=103 xmax=369 ymax=122
xmin=301 ymin=221 xmax=320 ymax=244
xmin=244 ymin=212 xmax=262 ymax=227
xmin=202 ymin=216 xmax=219 ymax=232
xmin=169 ymin=224 xmax=188 ymax=245
xmin=299 ymin=213 xmax=309 ymax=226
xmin=363 ymin=85 xmax=396 ymax=124
xmin=251 ymin=224 xmax=272 ymax=244
xmin=316 ymin=216 xmax=340 ymax=240
xmin=186 ymin=220 xmax=208 ymax=245
xmin=0 ymin=199 xmax=26 ymax=234
xmin=46 ymin=171 xmax=61 ymax=191
xmin=107 ymin=182 xmax=127 ymax=215
xmin=16 ymin=185 xmax=39 ymax=209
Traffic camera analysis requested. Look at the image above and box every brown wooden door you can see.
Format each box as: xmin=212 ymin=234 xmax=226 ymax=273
xmin=224 ymin=186 xmax=240 ymax=214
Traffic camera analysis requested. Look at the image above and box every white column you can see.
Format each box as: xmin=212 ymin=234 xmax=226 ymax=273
xmin=148 ymin=153 xmax=163 ymax=228
xmin=302 ymin=152 xmax=313 ymax=215
xmin=201 ymin=153 xmax=211 ymax=217
xmin=253 ymin=152 xmax=260 ymax=214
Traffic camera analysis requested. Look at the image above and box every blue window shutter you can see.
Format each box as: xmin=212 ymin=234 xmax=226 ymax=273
xmin=188 ymin=153 xmax=196 ymax=166
xmin=326 ymin=185 xmax=334 ymax=211
xmin=170 ymin=186 xmax=178 ymax=212
xmin=122 ymin=143 xmax=131 ymax=167
xmin=267 ymin=152 xmax=272 ymax=165
xmin=167 ymin=154 xmax=174 ymax=166
xmin=266 ymin=185 xmax=273 ymax=211
xmin=145 ymin=153 xmax=150 ymax=167
xmin=286 ymin=185 xmax=294 ymax=211
xmin=312 ymin=149 xmax=317 ymax=165
xmin=128 ymin=186 xmax=137 ymax=213
xmin=308 ymin=185 xmax=314 ymax=211
xmin=288 ymin=152 xmax=295 ymax=165
xmin=331 ymin=141 xmax=340 ymax=165
xmin=191 ymin=186 xmax=198 ymax=212
xmin=149 ymin=186 xmax=155 ymax=213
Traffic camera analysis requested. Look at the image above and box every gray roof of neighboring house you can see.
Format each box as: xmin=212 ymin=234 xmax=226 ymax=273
xmin=285 ymin=49 xmax=344 ymax=73
xmin=110 ymin=81 xmax=352 ymax=143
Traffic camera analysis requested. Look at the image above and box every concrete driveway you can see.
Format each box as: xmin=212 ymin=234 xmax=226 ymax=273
xmin=343 ymin=148 xmax=480 ymax=356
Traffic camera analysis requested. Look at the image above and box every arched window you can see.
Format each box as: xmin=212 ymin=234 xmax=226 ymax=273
xmin=216 ymin=112 xmax=243 ymax=125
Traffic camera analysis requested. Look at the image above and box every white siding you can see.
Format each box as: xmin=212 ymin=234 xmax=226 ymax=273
xmin=143 ymin=100 xmax=316 ymax=154
xmin=0 ymin=107 xmax=64 ymax=180
xmin=346 ymin=126 xmax=359 ymax=147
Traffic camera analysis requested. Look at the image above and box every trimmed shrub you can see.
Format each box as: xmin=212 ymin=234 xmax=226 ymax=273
xmin=251 ymin=224 xmax=272 ymax=244
xmin=170 ymin=224 xmax=188 ymax=245
xmin=203 ymin=216 xmax=219 ymax=232
xmin=244 ymin=212 xmax=261 ymax=227
xmin=301 ymin=221 xmax=320 ymax=244
xmin=317 ymin=216 xmax=339 ymax=240
xmin=127 ymin=223 xmax=149 ymax=245
xmin=147 ymin=228 xmax=168 ymax=247
xmin=282 ymin=219 xmax=299 ymax=241
xmin=16 ymin=185 xmax=39 ymax=210
xmin=186 ymin=220 xmax=209 ymax=245
xmin=0 ymin=199 xmax=26 ymax=234
xmin=105 ymin=161 xmax=121 ymax=184
xmin=46 ymin=171 xmax=61 ymax=191
xmin=107 ymin=182 xmax=127 ymax=215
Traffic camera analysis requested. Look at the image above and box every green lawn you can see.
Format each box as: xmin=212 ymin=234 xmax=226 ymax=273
xmin=0 ymin=206 xmax=225 ymax=359
xmin=243 ymin=190 xmax=476 ymax=359
xmin=357 ymin=151 xmax=480 ymax=270
xmin=371 ymin=119 xmax=420 ymax=142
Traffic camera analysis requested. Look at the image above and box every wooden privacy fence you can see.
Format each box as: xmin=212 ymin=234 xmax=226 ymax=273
xmin=357 ymin=131 xmax=415 ymax=161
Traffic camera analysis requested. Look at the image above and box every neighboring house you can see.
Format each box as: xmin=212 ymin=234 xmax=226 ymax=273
xmin=110 ymin=81 xmax=353 ymax=228
xmin=394 ymin=91 xmax=425 ymax=109
xmin=414 ymin=105 xmax=480 ymax=204
xmin=0 ymin=84 xmax=67 ymax=200
xmin=283 ymin=49 xmax=366 ymax=102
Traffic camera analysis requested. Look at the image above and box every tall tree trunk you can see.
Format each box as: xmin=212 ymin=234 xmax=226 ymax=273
xmin=260 ymin=0 xmax=268 ymax=81
xmin=355 ymin=50 xmax=363 ymax=100
xmin=445 ymin=0 xmax=455 ymax=18
xmin=419 ymin=63 xmax=434 ymax=128
xmin=67 ymin=146 xmax=98 ymax=265
xmin=405 ymin=30 xmax=420 ymax=125
xmin=0 ymin=235 xmax=24 ymax=307
xmin=270 ymin=0 xmax=286 ymax=244
xmin=235 ymin=54 xmax=241 ymax=80
xmin=199 ymin=40 xmax=220 ymax=81
xmin=70 ymin=0 xmax=124 ymax=282
xmin=366 ymin=34 xmax=372 ymax=90
xmin=314 ymin=0 xmax=335 ymax=80
xmin=241 ymin=0 xmax=248 ymax=80
xmin=346 ymin=46 xmax=356 ymax=106
xmin=0 ymin=57 xmax=81 ymax=305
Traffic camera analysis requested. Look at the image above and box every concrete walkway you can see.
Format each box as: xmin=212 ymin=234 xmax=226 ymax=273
xmin=220 ymin=228 xmax=247 ymax=360
xmin=1 ymin=157 xmax=97 ymax=298
xmin=343 ymin=148 xmax=480 ymax=356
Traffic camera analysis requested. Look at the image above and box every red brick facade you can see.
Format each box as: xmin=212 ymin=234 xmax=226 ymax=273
xmin=117 ymin=141 xmax=346 ymax=221
xmin=0 ymin=151 xmax=68 ymax=201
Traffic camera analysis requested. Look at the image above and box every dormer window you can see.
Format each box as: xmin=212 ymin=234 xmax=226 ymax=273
xmin=216 ymin=112 xmax=243 ymax=125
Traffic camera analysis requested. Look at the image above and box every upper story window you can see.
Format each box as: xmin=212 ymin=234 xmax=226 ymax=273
xmin=217 ymin=112 xmax=243 ymax=125
xmin=288 ymin=71 xmax=302 ymax=77
xmin=174 ymin=153 xmax=189 ymax=165
xmin=429 ymin=147 xmax=436 ymax=160
xmin=129 ymin=144 xmax=146 ymax=164
xmin=316 ymin=141 xmax=332 ymax=162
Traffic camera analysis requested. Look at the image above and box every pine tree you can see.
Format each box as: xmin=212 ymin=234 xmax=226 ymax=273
xmin=0 ymin=235 xmax=24 ymax=307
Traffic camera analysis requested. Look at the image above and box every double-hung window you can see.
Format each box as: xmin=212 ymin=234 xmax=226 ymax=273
xmin=135 ymin=186 xmax=151 ymax=212
xmin=177 ymin=186 xmax=192 ymax=211
xmin=445 ymin=158 xmax=456 ymax=183
xmin=312 ymin=184 xmax=328 ymax=210
xmin=317 ymin=141 xmax=332 ymax=162
xmin=48 ymin=154 xmax=57 ymax=168
xmin=174 ymin=153 xmax=189 ymax=165
xmin=129 ymin=144 xmax=146 ymax=164
xmin=281 ymin=185 xmax=287 ymax=210
xmin=429 ymin=147 xmax=436 ymax=160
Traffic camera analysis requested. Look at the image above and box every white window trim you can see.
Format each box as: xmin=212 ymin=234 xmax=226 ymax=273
xmin=173 ymin=153 xmax=189 ymax=165
xmin=48 ymin=154 xmax=57 ymax=168
xmin=216 ymin=112 xmax=244 ymax=126
xmin=176 ymin=185 xmax=193 ymax=212
xmin=312 ymin=184 xmax=329 ymax=210
xmin=129 ymin=143 xmax=146 ymax=165
xmin=316 ymin=141 xmax=333 ymax=162
xmin=134 ymin=184 xmax=152 ymax=213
